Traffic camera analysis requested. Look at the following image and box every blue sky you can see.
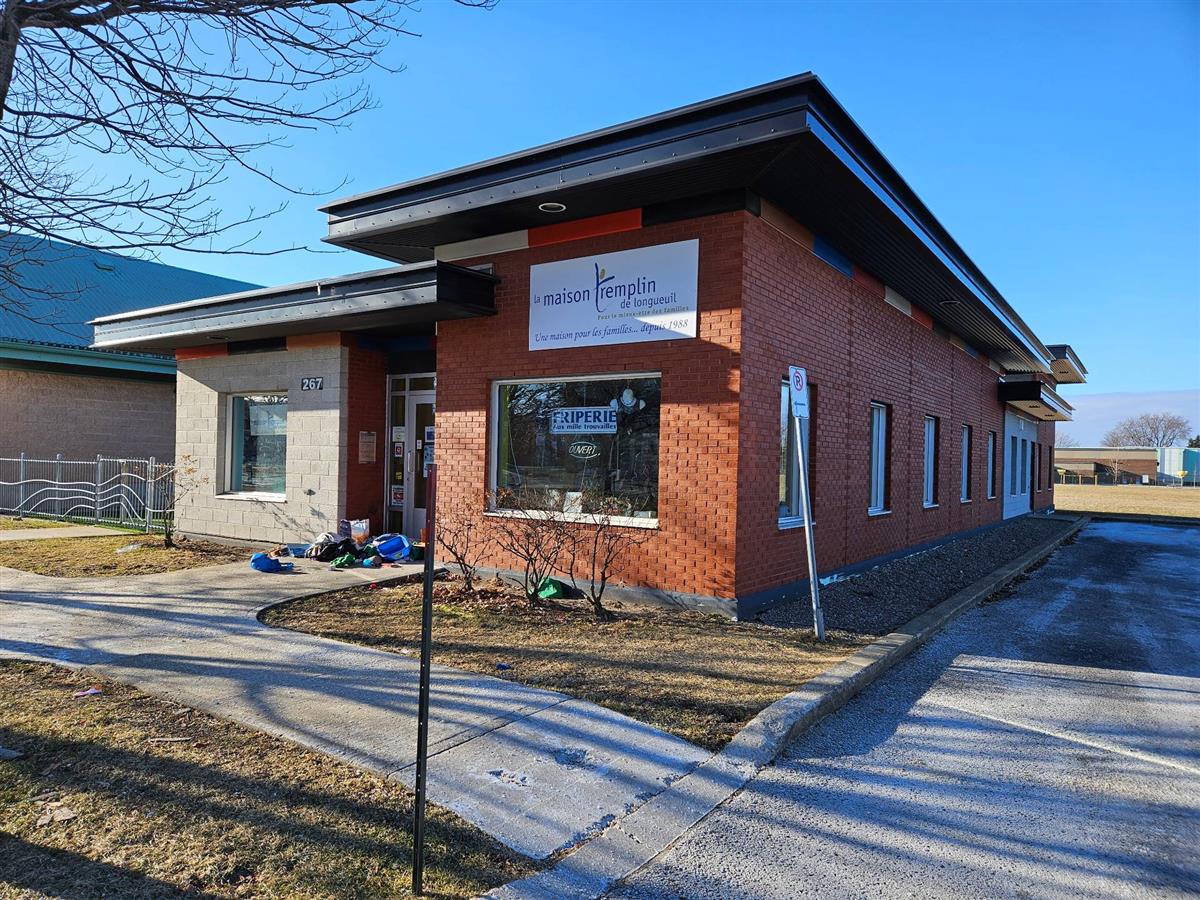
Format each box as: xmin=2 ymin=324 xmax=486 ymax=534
xmin=152 ymin=0 xmax=1198 ymax=417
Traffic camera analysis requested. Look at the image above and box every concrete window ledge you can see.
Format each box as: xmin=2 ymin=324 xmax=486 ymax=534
xmin=217 ymin=492 xmax=287 ymax=504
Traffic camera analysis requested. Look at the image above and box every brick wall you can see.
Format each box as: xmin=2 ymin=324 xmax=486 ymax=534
xmin=437 ymin=212 xmax=746 ymax=600
xmin=343 ymin=343 xmax=388 ymax=533
xmin=0 ymin=368 xmax=175 ymax=460
xmin=736 ymin=212 xmax=1014 ymax=601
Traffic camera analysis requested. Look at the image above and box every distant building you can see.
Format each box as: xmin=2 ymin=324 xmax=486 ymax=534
xmin=1053 ymin=447 xmax=1196 ymax=485
xmin=1 ymin=235 xmax=256 ymax=460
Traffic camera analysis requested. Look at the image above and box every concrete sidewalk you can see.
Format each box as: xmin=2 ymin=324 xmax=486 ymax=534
xmin=0 ymin=559 xmax=707 ymax=859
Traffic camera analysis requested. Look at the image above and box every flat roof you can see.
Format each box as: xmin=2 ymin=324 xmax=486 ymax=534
xmin=318 ymin=73 xmax=1064 ymax=374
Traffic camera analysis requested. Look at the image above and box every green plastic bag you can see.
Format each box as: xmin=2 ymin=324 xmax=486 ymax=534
xmin=536 ymin=577 xmax=565 ymax=600
xmin=330 ymin=552 xmax=357 ymax=569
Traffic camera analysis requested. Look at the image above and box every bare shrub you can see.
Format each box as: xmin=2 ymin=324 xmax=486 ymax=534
xmin=565 ymin=493 xmax=653 ymax=621
xmin=435 ymin=492 xmax=493 ymax=595
xmin=489 ymin=488 xmax=571 ymax=603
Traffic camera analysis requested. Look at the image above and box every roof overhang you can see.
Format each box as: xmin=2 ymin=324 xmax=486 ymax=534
xmin=999 ymin=377 xmax=1073 ymax=422
xmin=0 ymin=339 xmax=174 ymax=376
xmin=1045 ymin=344 xmax=1088 ymax=384
xmin=319 ymin=73 xmax=1054 ymax=373
xmin=90 ymin=261 xmax=497 ymax=353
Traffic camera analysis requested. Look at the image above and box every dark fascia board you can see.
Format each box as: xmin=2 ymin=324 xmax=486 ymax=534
xmin=91 ymin=261 xmax=496 ymax=352
xmin=999 ymin=378 xmax=1074 ymax=421
xmin=1045 ymin=343 xmax=1088 ymax=379
xmin=319 ymin=73 xmax=1052 ymax=371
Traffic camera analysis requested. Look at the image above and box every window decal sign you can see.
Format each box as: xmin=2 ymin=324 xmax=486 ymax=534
xmin=528 ymin=239 xmax=699 ymax=350
xmin=550 ymin=406 xmax=618 ymax=434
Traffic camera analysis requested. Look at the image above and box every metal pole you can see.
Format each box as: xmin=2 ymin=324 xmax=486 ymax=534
xmin=145 ymin=457 xmax=156 ymax=533
xmin=412 ymin=463 xmax=437 ymax=896
xmin=18 ymin=452 xmax=26 ymax=517
xmin=794 ymin=417 xmax=824 ymax=641
xmin=94 ymin=455 xmax=102 ymax=523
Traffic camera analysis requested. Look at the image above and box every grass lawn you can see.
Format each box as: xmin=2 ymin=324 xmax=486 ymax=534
xmin=263 ymin=579 xmax=868 ymax=751
xmin=0 ymin=535 xmax=251 ymax=577
xmin=0 ymin=661 xmax=535 ymax=898
xmin=1055 ymin=483 xmax=1200 ymax=519
xmin=0 ymin=515 xmax=73 ymax=530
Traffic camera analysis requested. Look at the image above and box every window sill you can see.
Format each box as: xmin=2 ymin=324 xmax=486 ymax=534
xmin=218 ymin=491 xmax=287 ymax=504
xmin=867 ymin=508 xmax=891 ymax=518
xmin=484 ymin=509 xmax=659 ymax=530
xmin=960 ymin=498 xmax=972 ymax=505
xmin=778 ymin=516 xmax=814 ymax=530
xmin=923 ymin=502 xmax=940 ymax=510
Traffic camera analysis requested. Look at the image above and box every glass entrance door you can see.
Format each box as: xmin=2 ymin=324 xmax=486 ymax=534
xmin=406 ymin=391 xmax=435 ymax=539
xmin=384 ymin=375 xmax=435 ymax=537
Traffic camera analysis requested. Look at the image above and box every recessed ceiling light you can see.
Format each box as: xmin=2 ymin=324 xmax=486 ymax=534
xmin=939 ymin=298 xmax=962 ymax=308
xmin=209 ymin=334 xmax=228 ymax=341
xmin=538 ymin=201 xmax=567 ymax=213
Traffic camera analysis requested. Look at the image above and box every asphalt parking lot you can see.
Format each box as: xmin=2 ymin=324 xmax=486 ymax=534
xmin=612 ymin=521 xmax=1200 ymax=899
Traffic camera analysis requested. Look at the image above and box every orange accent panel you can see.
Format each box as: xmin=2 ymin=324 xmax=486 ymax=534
xmin=911 ymin=307 xmax=934 ymax=329
xmin=527 ymin=209 xmax=642 ymax=248
xmin=287 ymin=332 xmax=345 ymax=350
xmin=176 ymin=345 xmax=227 ymax=361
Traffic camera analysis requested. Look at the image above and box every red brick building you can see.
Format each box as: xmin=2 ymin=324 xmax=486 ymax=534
xmin=93 ymin=74 xmax=1087 ymax=617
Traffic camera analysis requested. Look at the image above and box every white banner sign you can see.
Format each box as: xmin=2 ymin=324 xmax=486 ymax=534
xmin=550 ymin=406 xmax=618 ymax=434
xmin=528 ymin=239 xmax=699 ymax=351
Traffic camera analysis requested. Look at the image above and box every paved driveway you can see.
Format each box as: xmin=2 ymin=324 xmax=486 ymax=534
xmin=0 ymin=558 xmax=706 ymax=860
xmin=613 ymin=521 xmax=1200 ymax=899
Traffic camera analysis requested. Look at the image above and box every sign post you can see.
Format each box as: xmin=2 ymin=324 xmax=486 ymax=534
xmin=788 ymin=367 xmax=825 ymax=641
xmin=411 ymin=464 xmax=437 ymax=896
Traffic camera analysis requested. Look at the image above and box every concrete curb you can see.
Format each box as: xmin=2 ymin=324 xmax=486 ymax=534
xmin=1057 ymin=510 xmax=1200 ymax=527
xmin=486 ymin=515 xmax=1091 ymax=899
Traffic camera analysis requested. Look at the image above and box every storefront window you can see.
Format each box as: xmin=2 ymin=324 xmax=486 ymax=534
xmin=229 ymin=393 xmax=287 ymax=495
xmin=493 ymin=375 xmax=659 ymax=518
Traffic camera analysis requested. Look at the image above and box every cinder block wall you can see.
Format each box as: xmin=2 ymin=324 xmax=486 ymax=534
xmin=0 ymin=368 xmax=175 ymax=460
xmin=437 ymin=211 xmax=746 ymax=602
xmin=174 ymin=342 xmax=349 ymax=544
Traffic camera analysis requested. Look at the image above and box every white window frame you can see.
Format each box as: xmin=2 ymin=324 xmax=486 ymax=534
xmin=779 ymin=378 xmax=813 ymax=529
xmin=1020 ymin=438 xmax=1029 ymax=494
xmin=987 ymin=431 xmax=997 ymax=499
xmin=923 ymin=415 xmax=939 ymax=508
xmin=868 ymin=402 xmax=889 ymax=514
xmin=488 ymin=371 xmax=661 ymax=528
xmin=961 ymin=424 xmax=972 ymax=503
xmin=224 ymin=391 xmax=288 ymax=501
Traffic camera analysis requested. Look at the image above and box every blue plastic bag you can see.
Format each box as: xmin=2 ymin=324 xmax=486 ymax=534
xmin=250 ymin=552 xmax=294 ymax=573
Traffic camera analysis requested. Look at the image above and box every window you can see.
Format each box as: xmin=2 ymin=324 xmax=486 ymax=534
xmin=961 ymin=425 xmax=972 ymax=502
xmin=228 ymin=393 xmax=287 ymax=495
xmin=987 ymin=431 xmax=997 ymax=498
xmin=1010 ymin=435 xmax=1018 ymax=495
xmin=779 ymin=379 xmax=815 ymax=525
xmin=492 ymin=374 xmax=659 ymax=520
xmin=1037 ymin=443 xmax=1044 ymax=491
xmin=869 ymin=402 xmax=889 ymax=513
xmin=1020 ymin=438 xmax=1029 ymax=494
xmin=923 ymin=416 xmax=939 ymax=507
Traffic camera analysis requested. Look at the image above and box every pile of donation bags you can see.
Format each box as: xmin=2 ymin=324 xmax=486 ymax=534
xmin=303 ymin=518 xmax=417 ymax=569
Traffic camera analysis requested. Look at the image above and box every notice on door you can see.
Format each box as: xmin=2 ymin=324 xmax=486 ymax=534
xmin=528 ymin=239 xmax=698 ymax=351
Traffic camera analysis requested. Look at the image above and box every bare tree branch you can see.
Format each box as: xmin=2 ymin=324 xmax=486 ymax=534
xmin=0 ymin=0 xmax=494 ymax=323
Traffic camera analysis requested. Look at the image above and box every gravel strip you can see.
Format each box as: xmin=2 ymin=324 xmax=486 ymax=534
xmin=759 ymin=515 xmax=1078 ymax=636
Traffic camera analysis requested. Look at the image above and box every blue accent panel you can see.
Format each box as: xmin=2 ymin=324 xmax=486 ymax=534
xmin=812 ymin=235 xmax=853 ymax=277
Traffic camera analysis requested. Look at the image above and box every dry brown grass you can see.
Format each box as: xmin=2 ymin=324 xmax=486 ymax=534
xmin=0 ymin=535 xmax=250 ymax=576
xmin=263 ymin=579 xmax=867 ymax=751
xmin=0 ymin=661 xmax=535 ymax=898
xmin=0 ymin=515 xmax=72 ymax=530
xmin=1055 ymin=483 xmax=1200 ymax=519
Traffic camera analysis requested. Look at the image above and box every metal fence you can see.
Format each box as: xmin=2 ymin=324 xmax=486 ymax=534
xmin=0 ymin=454 xmax=175 ymax=531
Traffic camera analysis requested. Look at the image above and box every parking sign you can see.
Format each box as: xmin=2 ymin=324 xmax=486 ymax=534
xmin=788 ymin=366 xmax=810 ymax=419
